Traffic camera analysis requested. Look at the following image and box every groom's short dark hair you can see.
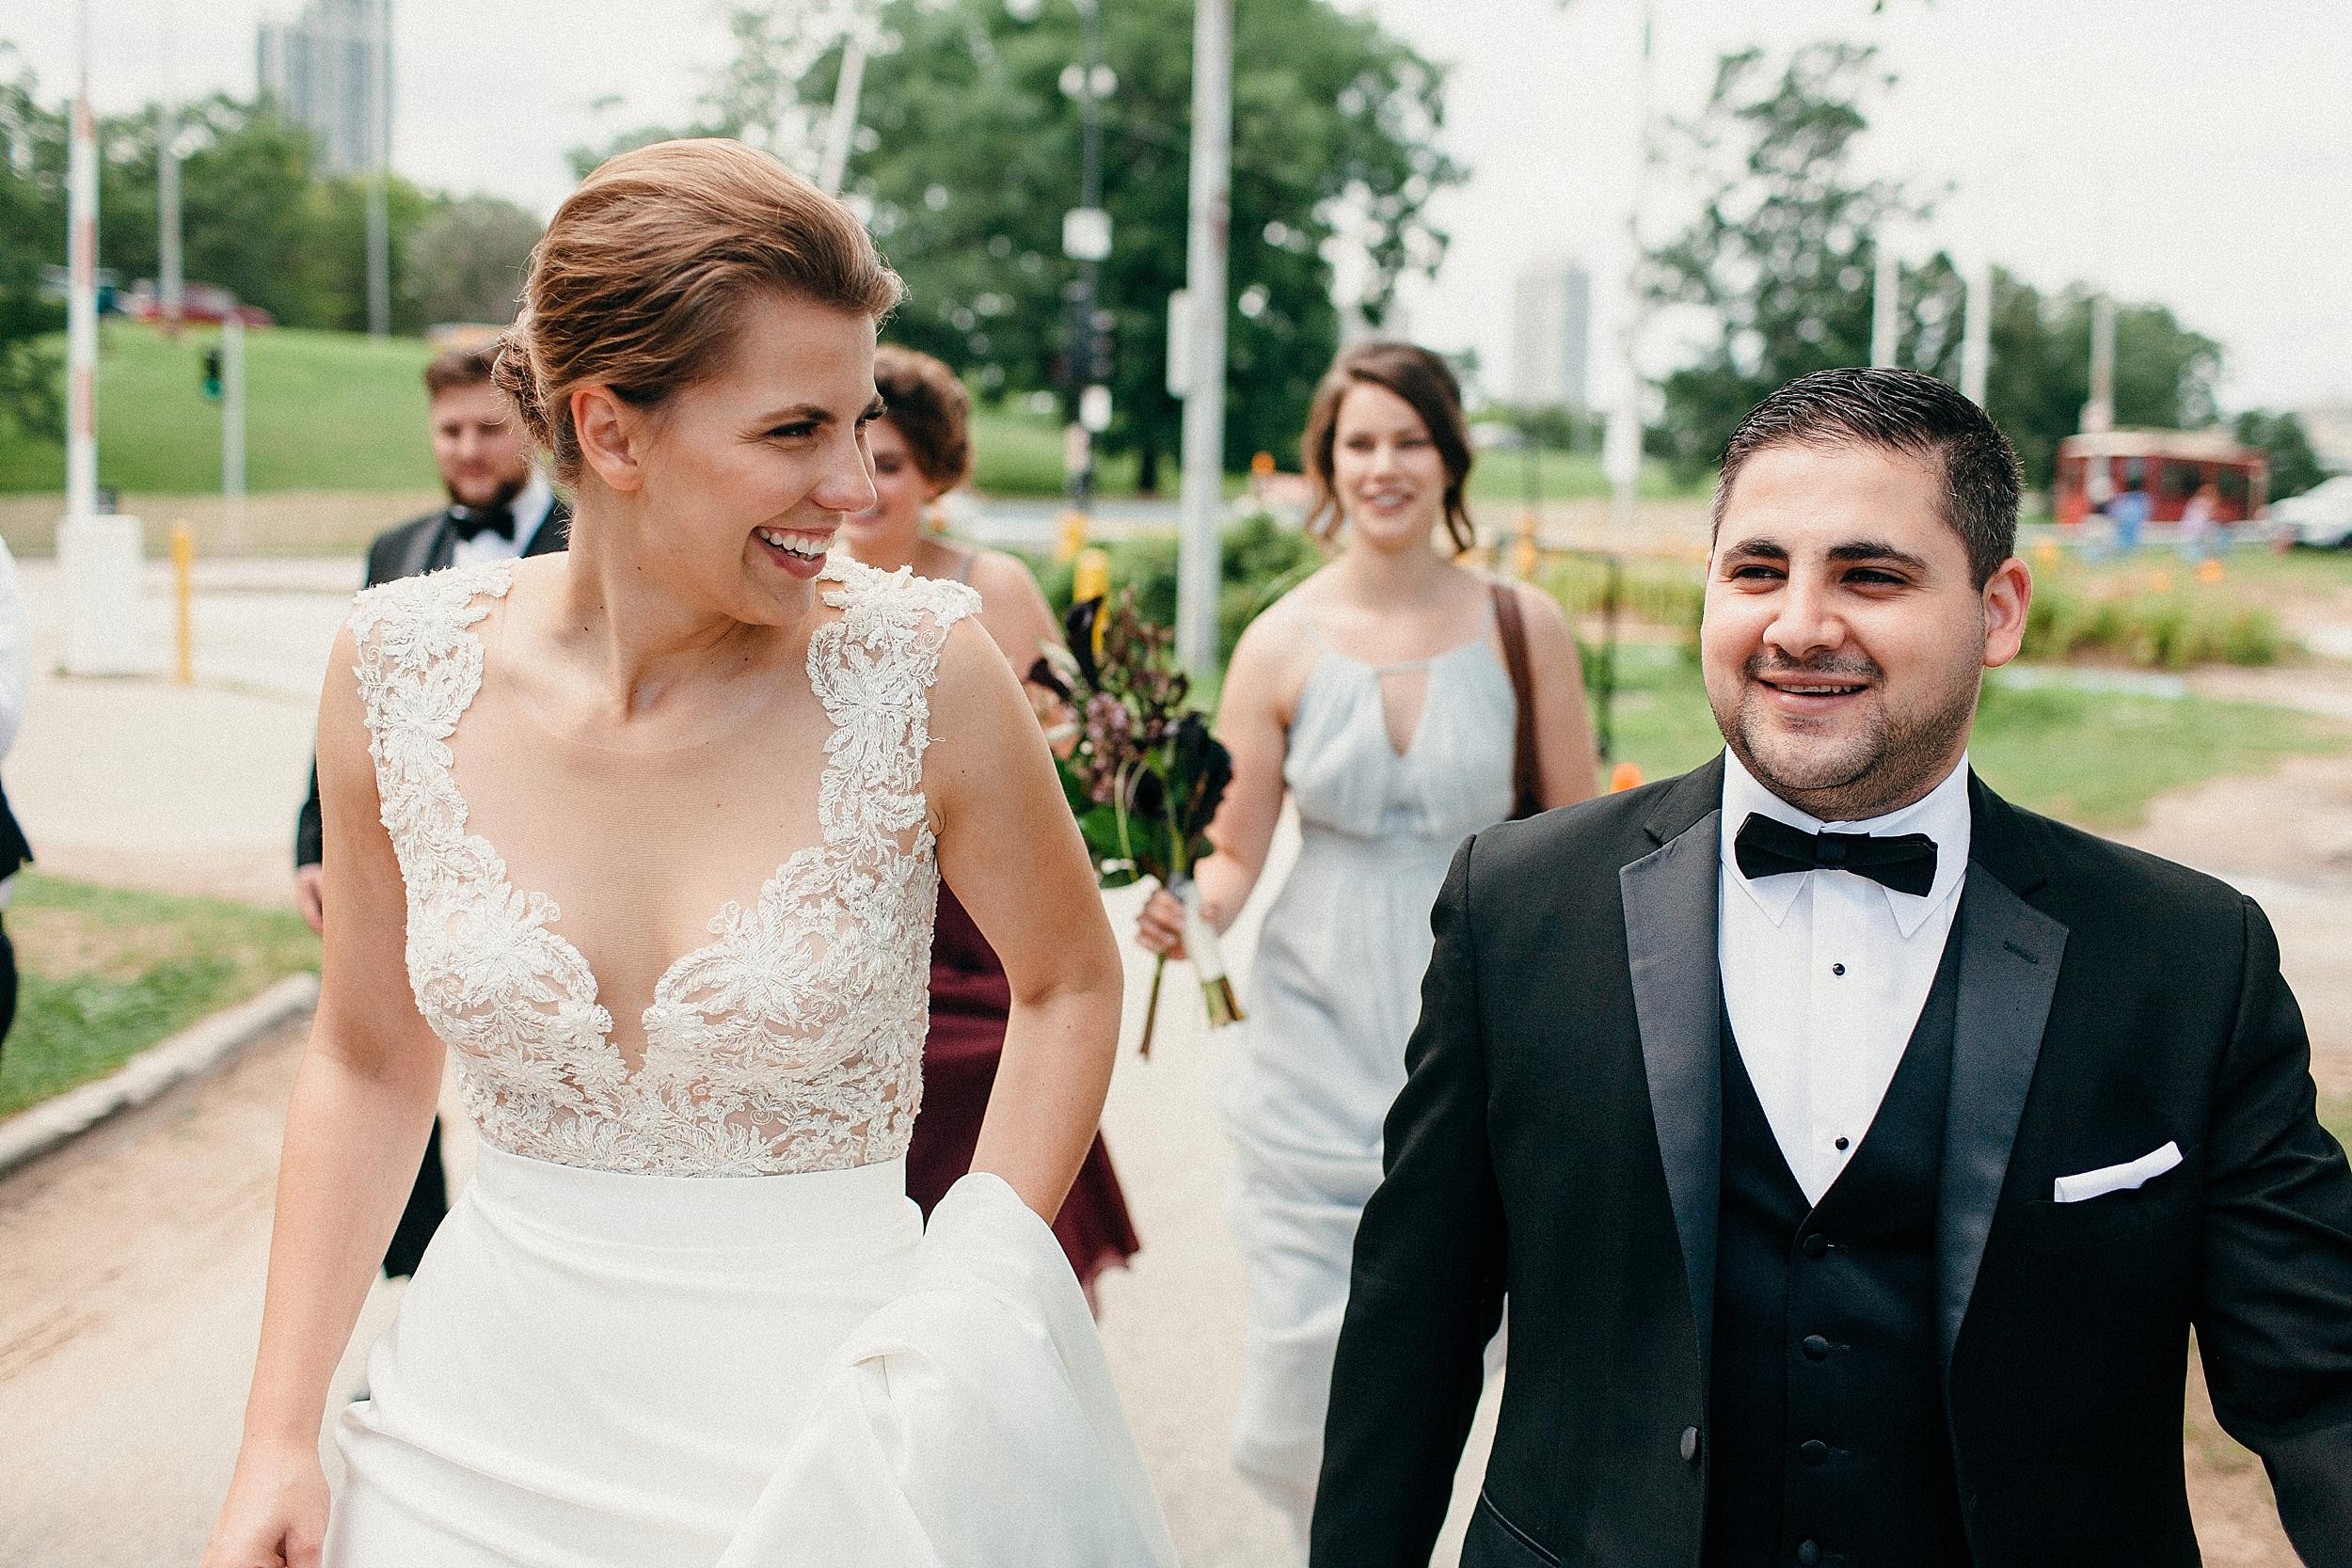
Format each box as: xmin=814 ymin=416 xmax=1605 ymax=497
xmin=1713 ymin=367 xmax=2023 ymax=587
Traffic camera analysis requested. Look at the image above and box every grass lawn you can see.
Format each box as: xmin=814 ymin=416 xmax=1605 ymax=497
xmin=0 ymin=324 xmax=443 ymax=494
xmin=1 ymin=322 xmax=1697 ymax=502
xmin=1595 ymin=641 xmax=2345 ymax=830
xmin=0 ymin=873 xmax=319 ymax=1118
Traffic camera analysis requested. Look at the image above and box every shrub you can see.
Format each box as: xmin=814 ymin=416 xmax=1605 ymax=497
xmin=1029 ymin=509 xmax=1323 ymax=667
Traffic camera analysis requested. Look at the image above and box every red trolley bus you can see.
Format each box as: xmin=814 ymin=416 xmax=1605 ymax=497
xmin=2053 ymin=430 xmax=2267 ymax=529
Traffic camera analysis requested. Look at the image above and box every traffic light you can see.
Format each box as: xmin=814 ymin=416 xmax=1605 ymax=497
xmin=200 ymin=348 xmax=222 ymax=402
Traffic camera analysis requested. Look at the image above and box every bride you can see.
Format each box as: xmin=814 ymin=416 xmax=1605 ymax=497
xmin=200 ymin=138 xmax=1175 ymax=1568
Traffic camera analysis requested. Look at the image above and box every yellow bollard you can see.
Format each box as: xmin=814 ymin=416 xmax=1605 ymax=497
xmin=1072 ymin=546 xmax=1113 ymax=659
xmin=1056 ymin=508 xmax=1090 ymax=563
xmin=1510 ymin=513 xmax=1540 ymax=579
xmin=170 ymin=520 xmax=196 ymax=687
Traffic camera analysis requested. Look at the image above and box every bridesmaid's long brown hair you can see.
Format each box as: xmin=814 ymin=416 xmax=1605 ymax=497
xmin=1299 ymin=341 xmax=1476 ymax=554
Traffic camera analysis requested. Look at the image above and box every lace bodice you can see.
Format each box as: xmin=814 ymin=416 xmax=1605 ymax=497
xmin=348 ymin=557 xmax=978 ymax=1177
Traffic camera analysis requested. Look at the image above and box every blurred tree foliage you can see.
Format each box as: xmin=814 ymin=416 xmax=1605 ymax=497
xmin=577 ymin=0 xmax=1464 ymax=487
xmin=1644 ymin=42 xmax=2225 ymax=492
xmin=0 ymin=49 xmax=539 ymax=374
xmin=2232 ymin=409 xmax=2331 ymax=503
xmin=0 ymin=47 xmax=64 ymax=438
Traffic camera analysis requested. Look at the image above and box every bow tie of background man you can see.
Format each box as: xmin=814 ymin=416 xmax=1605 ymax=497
xmin=1312 ymin=366 xmax=2352 ymax=1568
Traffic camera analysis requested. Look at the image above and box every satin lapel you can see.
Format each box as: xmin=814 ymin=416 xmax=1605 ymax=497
xmin=1935 ymin=860 xmax=2067 ymax=1372
xmin=1620 ymin=805 xmax=1725 ymax=1384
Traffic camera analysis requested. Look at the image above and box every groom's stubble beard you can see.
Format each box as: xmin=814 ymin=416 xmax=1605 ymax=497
xmin=1714 ymin=619 xmax=1984 ymax=823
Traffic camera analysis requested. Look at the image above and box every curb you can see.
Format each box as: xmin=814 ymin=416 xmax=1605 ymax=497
xmin=0 ymin=972 xmax=320 ymax=1180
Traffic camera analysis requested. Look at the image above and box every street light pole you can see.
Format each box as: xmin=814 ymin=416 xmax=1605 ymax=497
xmin=66 ymin=0 xmax=98 ymax=525
xmin=363 ymin=0 xmax=392 ymax=339
xmin=1175 ymin=0 xmax=1232 ymax=673
xmin=818 ymin=17 xmax=869 ymax=196
xmin=1064 ymin=0 xmax=1110 ymax=518
xmin=1603 ymin=0 xmax=1656 ymax=533
xmin=157 ymin=1 xmax=183 ymax=332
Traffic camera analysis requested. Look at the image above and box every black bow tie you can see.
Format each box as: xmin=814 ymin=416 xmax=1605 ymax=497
xmin=449 ymin=503 xmax=516 ymax=543
xmin=1734 ymin=812 xmax=1939 ymax=897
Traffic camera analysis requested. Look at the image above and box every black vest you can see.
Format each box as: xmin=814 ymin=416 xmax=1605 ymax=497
xmin=1702 ymin=931 xmax=1968 ymax=1568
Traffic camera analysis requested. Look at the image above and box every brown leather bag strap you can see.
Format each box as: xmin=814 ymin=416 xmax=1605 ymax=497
xmin=1491 ymin=582 xmax=1543 ymax=819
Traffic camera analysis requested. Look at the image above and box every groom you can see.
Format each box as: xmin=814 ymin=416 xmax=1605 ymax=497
xmin=1312 ymin=368 xmax=2352 ymax=1567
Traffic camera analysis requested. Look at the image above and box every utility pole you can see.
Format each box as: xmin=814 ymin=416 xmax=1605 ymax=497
xmin=1175 ymin=0 xmax=1232 ymax=673
xmin=65 ymin=2 xmax=98 ymax=526
xmin=59 ymin=0 xmax=147 ymax=678
xmin=364 ymin=0 xmax=392 ymax=338
xmin=1869 ymin=244 xmax=1899 ymax=368
xmin=817 ymin=24 xmax=869 ymax=196
xmin=222 ymin=314 xmax=247 ymax=552
xmin=157 ymin=2 xmax=183 ymax=332
xmin=1960 ymin=259 xmax=1992 ymax=407
xmin=1061 ymin=0 xmax=1113 ymax=522
xmin=1603 ymin=0 xmax=1657 ymax=533
xmin=2082 ymin=293 xmax=2116 ymax=434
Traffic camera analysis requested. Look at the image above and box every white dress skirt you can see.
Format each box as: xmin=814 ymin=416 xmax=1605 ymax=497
xmin=327 ymin=1146 xmax=1174 ymax=1567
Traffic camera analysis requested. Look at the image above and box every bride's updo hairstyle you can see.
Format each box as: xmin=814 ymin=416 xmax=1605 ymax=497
xmin=493 ymin=138 xmax=904 ymax=485
xmin=1299 ymin=340 xmax=1476 ymax=554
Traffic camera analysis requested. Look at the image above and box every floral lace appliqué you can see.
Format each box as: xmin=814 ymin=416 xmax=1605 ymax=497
xmin=349 ymin=558 xmax=978 ymax=1176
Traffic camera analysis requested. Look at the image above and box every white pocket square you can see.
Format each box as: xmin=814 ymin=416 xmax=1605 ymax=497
xmin=2053 ymin=1141 xmax=2182 ymax=1203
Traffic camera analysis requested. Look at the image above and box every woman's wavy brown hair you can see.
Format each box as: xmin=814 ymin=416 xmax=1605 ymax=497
xmin=872 ymin=345 xmax=972 ymax=490
xmin=1299 ymin=341 xmax=1476 ymax=554
xmin=492 ymin=138 xmax=903 ymax=485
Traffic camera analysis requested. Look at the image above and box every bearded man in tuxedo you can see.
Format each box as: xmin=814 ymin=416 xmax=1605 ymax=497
xmin=293 ymin=343 xmax=569 ymax=1279
xmin=1313 ymin=368 xmax=2352 ymax=1567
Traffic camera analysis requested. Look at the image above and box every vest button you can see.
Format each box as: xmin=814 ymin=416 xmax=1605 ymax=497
xmin=1801 ymin=1231 xmax=1830 ymax=1259
xmin=1679 ymin=1425 xmax=1701 ymax=1464
xmin=1800 ymin=1438 xmax=1831 ymax=1465
xmin=1797 ymin=1541 xmax=1822 ymax=1567
xmin=1802 ymin=1333 xmax=1832 ymax=1360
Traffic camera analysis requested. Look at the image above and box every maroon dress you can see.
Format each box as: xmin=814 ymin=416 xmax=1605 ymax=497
xmin=908 ymin=881 xmax=1141 ymax=1288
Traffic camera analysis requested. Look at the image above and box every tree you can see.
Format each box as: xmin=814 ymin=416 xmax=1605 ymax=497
xmin=1644 ymin=42 xmax=1928 ymax=478
xmin=1894 ymin=256 xmax=2223 ymax=488
xmin=2234 ymin=409 xmax=2331 ymax=503
xmin=1643 ymin=42 xmax=2227 ymax=492
xmin=0 ymin=47 xmax=64 ymax=439
xmin=405 ymin=195 xmax=543 ymax=326
xmin=579 ymin=0 xmax=1464 ymax=485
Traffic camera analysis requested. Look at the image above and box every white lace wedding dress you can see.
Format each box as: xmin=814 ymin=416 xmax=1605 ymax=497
xmin=319 ymin=557 xmax=1177 ymax=1567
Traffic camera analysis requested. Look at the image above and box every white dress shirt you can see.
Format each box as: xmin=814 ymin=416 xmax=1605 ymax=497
xmin=449 ymin=471 xmax=557 ymax=571
xmin=1717 ymin=750 xmax=1972 ymax=1202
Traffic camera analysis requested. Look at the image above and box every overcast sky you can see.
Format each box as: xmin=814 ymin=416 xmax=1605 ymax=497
xmin=12 ymin=1 xmax=2350 ymax=411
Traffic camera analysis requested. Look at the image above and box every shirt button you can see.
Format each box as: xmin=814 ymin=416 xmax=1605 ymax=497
xmin=1797 ymin=1542 xmax=1822 ymax=1567
xmin=1800 ymin=1438 xmax=1831 ymax=1465
xmin=1831 ymin=962 xmax=1847 ymax=976
xmin=1802 ymin=1232 xmax=1830 ymax=1259
xmin=1834 ymin=1136 xmax=1851 ymax=1151
xmin=1802 ymin=1334 xmax=1832 ymax=1361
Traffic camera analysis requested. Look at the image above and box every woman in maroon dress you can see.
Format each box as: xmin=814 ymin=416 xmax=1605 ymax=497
xmin=846 ymin=346 xmax=1140 ymax=1300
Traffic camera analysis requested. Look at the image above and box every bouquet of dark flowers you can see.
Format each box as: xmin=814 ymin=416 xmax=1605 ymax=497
xmin=1028 ymin=588 xmax=1242 ymax=1055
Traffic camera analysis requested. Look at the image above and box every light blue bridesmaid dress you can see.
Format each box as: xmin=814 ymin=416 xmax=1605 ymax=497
xmin=1221 ymin=610 xmax=1518 ymax=1555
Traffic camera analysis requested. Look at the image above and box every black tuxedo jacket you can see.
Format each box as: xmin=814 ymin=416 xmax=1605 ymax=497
xmin=1312 ymin=755 xmax=2352 ymax=1568
xmin=294 ymin=499 xmax=570 ymax=867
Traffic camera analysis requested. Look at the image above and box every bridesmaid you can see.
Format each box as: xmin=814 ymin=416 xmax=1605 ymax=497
xmin=849 ymin=345 xmax=1141 ymax=1301
xmin=1136 ymin=341 xmax=1599 ymax=1556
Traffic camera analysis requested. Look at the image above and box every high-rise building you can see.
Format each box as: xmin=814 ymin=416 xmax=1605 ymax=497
xmin=257 ymin=0 xmax=390 ymax=178
xmin=1510 ymin=257 xmax=1591 ymax=412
